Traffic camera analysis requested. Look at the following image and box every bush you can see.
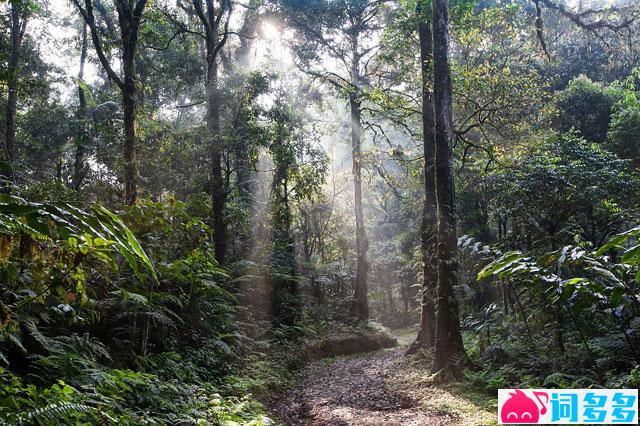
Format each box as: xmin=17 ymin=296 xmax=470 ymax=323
xmin=0 ymin=196 xmax=274 ymax=424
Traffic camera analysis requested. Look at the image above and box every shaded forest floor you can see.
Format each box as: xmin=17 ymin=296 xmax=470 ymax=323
xmin=273 ymin=328 xmax=497 ymax=425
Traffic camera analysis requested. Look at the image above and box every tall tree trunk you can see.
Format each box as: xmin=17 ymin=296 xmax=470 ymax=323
xmin=228 ymin=3 xmax=259 ymax=260
xmin=74 ymin=0 xmax=147 ymax=204
xmin=3 ymin=1 xmax=26 ymax=183
xmin=409 ymin=1 xmax=437 ymax=354
xmin=231 ymin=86 xmax=261 ymax=259
xmin=432 ymin=0 xmax=466 ymax=375
xmin=232 ymin=0 xmax=260 ymax=210
xmin=234 ymin=111 xmax=252 ymax=206
xmin=208 ymin=59 xmax=226 ymax=264
xmin=232 ymin=106 xmax=252 ymax=259
xmin=121 ymin=18 xmax=139 ymax=205
xmin=270 ymin=139 xmax=297 ymax=326
xmin=111 ymin=0 xmax=145 ymax=204
xmin=122 ymin=61 xmax=138 ymax=204
xmin=73 ymin=24 xmax=89 ymax=191
xmin=206 ymin=34 xmax=226 ymax=266
xmin=349 ymin=94 xmax=369 ymax=320
xmin=194 ymin=0 xmax=231 ymax=265
xmin=348 ymin=29 xmax=369 ymax=321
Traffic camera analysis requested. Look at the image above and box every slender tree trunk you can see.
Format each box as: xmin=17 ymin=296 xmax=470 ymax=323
xmin=349 ymin=94 xmax=369 ymax=321
xmin=269 ymin=108 xmax=298 ymax=326
xmin=206 ymin=40 xmax=226 ymax=265
xmin=409 ymin=1 xmax=438 ymax=354
xmin=3 ymin=1 xmax=26 ymax=183
xmin=195 ymin=0 xmax=230 ymax=265
xmin=118 ymin=0 xmax=144 ymax=206
xmin=75 ymin=0 xmax=147 ymax=204
xmin=73 ymin=24 xmax=89 ymax=191
xmin=228 ymin=2 xmax=259 ymax=260
xmin=232 ymin=4 xmax=260 ymax=198
xmin=232 ymin=85 xmax=260 ymax=259
xmin=432 ymin=0 xmax=466 ymax=375
xmin=122 ymin=44 xmax=138 ymax=205
xmin=234 ymin=115 xmax=252 ymax=205
xmin=233 ymin=106 xmax=252 ymax=259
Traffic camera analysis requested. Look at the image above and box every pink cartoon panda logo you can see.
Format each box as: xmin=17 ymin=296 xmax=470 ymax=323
xmin=501 ymin=389 xmax=548 ymax=424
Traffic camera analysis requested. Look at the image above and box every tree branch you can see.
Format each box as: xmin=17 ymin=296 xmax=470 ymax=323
xmin=72 ymin=0 xmax=124 ymax=89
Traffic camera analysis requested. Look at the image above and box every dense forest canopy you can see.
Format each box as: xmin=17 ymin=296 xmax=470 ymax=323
xmin=1 ymin=0 xmax=639 ymax=424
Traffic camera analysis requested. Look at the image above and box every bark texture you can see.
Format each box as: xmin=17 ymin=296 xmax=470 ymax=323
xmin=432 ymin=0 xmax=466 ymax=374
xmin=117 ymin=1 xmax=145 ymax=205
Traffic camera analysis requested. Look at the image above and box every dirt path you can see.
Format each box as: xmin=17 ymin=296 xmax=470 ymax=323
xmin=275 ymin=331 xmax=497 ymax=425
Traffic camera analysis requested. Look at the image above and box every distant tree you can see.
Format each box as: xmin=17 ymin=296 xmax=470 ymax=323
xmin=19 ymin=102 xmax=71 ymax=182
xmin=608 ymin=108 xmax=640 ymax=169
xmin=268 ymin=99 xmax=299 ymax=326
xmin=190 ymin=0 xmax=232 ymax=264
xmin=2 ymin=0 xmax=31 ymax=183
xmin=267 ymin=93 xmax=328 ymax=326
xmin=556 ymin=76 xmax=623 ymax=143
xmin=487 ymin=133 xmax=637 ymax=250
xmin=278 ymin=0 xmax=389 ymax=320
xmin=229 ymin=72 xmax=272 ymax=260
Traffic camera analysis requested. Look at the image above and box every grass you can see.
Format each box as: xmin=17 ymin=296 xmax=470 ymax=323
xmin=388 ymin=363 xmax=498 ymax=425
xmin=436 ymin=383 xmax=498 ymax=425
xmin=386 ymin=331 xmax=499 ymax=426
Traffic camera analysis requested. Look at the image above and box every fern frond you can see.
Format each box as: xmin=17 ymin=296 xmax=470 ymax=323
xmin=21 ymin=402 xmax=93 ymax=425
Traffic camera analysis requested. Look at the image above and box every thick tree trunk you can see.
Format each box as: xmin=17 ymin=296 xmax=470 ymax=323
xmin=73 ymin=24 xmax=89 ymax=191
xmin=409 ymin=2 xmax=438 ymax=354
xmin=432 ymin=0 xmax=466 ymax=375
xmin=3 ymin=1 xmax=26 ymax=183
xmin=349 ymin=95 xmax=369 ymax=321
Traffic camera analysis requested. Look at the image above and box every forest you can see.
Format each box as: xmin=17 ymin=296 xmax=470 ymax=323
xmin=0 ymin=0 xmax=639 ymax=424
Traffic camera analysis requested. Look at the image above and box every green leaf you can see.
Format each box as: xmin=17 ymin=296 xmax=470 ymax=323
xmin=77 ymin=78 xmax=95 ymax=107
xmin=477 ymin=251 xmax=525 ymax=280
xmin=0 ymin=197 xmax=156 ymax=282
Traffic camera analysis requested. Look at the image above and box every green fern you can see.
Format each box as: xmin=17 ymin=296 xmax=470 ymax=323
xmin=21 ymin=402 xmax=93 ymax=425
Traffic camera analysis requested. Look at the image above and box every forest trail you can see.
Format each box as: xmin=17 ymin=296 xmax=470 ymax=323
xmin=275 ymin=330 xmax=497 ymax=425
